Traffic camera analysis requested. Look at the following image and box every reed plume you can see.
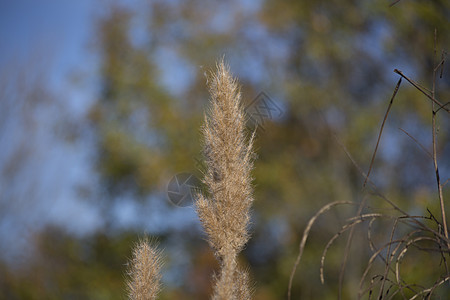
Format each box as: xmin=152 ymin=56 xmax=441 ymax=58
xmin=196 ymin=60 xmax=256 ymax=299
xmin=126 ymin=238 xmax=163 ymax=300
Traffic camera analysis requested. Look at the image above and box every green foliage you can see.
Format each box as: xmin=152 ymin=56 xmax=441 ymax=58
xmin=0 ymin=227 xmax=137 ymax=299
xmin=91 ymin=6 xmax=202 ymax=196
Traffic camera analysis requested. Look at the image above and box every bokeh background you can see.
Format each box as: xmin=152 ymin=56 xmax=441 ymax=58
xmin=0 ymin=0 xmax=449 ymax=299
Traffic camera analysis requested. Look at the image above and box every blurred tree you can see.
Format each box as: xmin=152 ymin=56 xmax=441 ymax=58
xmin=90 ymin=6 xmax=202 ymax=197
xmin=87 ymin=1 xmax=449 ymax=298
xmin=0 ymin=227 xmax=137 ymax=299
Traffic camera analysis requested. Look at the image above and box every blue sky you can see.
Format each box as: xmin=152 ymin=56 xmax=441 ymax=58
xmin=0 ymin=1 xmax=104 ymax=260
xmin=0 ymin=1 xmax=94 ymax=82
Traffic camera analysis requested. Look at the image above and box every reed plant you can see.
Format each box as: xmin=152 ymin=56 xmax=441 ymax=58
xmin=126 ymin=238 xmax=163 ymax=300
xmin=195 ymin=60 xmax=255 ymax=300
xmin=126 ymin=60 xmax=255 ymax=299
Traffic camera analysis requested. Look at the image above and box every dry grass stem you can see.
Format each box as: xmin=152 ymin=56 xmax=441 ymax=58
xmin=393 ymin=69 xmax=449 ymax=113
xmin=363 ymin=78 xmax=401 ymax=187
xmin=287 ymin=201 xmax=354 ymax=300
xmin=296 ymin=90 xmax=450 ymax=298
xmin=126 ymin=238 xmax=163 ymax=300
xmin=195 ymin=60 xmax=255 ymax=299
xmin=431 ymin=31 xmax=449 ymax=249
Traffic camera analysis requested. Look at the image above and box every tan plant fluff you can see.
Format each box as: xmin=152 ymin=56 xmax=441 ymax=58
xmin=196 ymin=60 xmax=255 ymax=300
xmin=126 ymin=238 xmax=163 ymax=300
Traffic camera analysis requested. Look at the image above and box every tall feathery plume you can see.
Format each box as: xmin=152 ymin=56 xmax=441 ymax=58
xmin=126 ymin=238 xmax=163 ymax=300
xmin=196 ymin=60 xmax=256 ymax=300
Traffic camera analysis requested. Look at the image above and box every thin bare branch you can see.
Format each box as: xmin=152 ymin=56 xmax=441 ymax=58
xmin=320 ymin=214 xmax=384 ymax=284
xmin=431 ymin=30 xmax=449 ymax=250
xmin=330 ymin=126 xmax=450 ymax=244
xmin=389 ymin=0 xmax=402 ymax=7
xmin=398 ymin=127 xmax=432 ymax=159
xmin=287 ymin=201 xmax=354 ymax=300
xmin=363 ymin=78 xmax=402 ymax=187
xmin=438 ymin=50 xmax=446 ymax=78
xmin=338 ymin=195 xmax=368 ymax=299
xmin=393 ymin=69 xmax=449 ymax=113
xmin=377 ymin=218 xmax=399 ymax=299
xmin=409 ymin=276 xmax=450 ymax=300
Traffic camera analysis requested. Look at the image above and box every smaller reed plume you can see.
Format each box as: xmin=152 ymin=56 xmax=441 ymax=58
xmin=196 ymin=60 xmax=256 ymax=300
xmin=126 ymin=238 xmax=163 ymax=300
